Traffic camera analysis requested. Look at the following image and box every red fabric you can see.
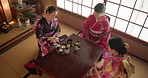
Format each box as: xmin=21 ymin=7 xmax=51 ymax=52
xmin=24 ymin=61 xmax=38 ymax=75
xmin=81 ymin=15 xmax=111 ymax=48
xmin=24 ymin=62 xmax=36 ymax=69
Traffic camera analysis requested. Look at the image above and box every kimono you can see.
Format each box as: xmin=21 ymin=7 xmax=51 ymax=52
xmin=99 ymin=56 xmax=127 ymax=78
xmin=81 ymin=15 xmax=111 ymax=48
xmin=85 ymin=56 xmax=127 ymax=78
xmin=33 ymin=16 xmax=60 ymax=56
xmin=24 ymin=17 xmax=63 ymax=76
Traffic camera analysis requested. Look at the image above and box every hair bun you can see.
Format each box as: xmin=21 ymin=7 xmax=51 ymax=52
xmin=124 ymin=43 xmax=129 ymax=49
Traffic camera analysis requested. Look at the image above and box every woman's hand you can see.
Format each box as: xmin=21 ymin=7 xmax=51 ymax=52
xmin=48 ymin=37 xmax=59 ymax=44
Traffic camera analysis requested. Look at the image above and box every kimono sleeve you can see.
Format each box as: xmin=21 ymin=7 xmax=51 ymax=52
xmin=35 ymin=23 xmax=49 ymax=55
xmin=52 ymin=18 xmax=61 ymax=37
xmin=35 ymin=23 xmax=48 ymax=42
xmin=33 ymin=19 xmax=40 ymax=31
xmin=53 ymin=23 xmax=61 ymax=37
xmin=82 ymin=15 xmax=93 ymax=38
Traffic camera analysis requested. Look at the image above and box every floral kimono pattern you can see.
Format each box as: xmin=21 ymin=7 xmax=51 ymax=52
xmin=33 ymin=17 xmax=60 ymax=56
xmin=81 ymin=15 xmax=111 ymax=48
xmin=99 ymin=56 xmax=127 ymax=78
xmin=85 ymin=56 xmax=127 ymax=78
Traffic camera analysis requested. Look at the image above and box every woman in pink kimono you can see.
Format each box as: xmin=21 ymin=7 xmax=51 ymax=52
xmin=80 ymin=3 xmax=111 ymax=49
xmin=87 ymin=37 xmax=130 ymax=78
xmin=100 ymin=37 xmax=130 ymax=78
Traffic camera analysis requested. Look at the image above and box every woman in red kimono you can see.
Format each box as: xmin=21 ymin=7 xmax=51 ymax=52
xmin=80 ymin=3 xmax=111 ymax=49
xmin=83 ymin=3 xmax=111 ymax=77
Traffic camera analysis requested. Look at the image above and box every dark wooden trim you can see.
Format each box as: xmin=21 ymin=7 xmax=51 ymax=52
xmin=128 ymin=52 xmax=148 ymax=63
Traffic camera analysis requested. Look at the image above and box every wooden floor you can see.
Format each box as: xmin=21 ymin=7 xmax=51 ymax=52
xmin=0 ymin=22 xmax=147 ymax=78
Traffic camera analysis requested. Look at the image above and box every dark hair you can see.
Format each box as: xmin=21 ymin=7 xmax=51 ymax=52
xmin=109 ymin=37 xmax=127 ymax=55
xmin=94 ymin=3 xmax=105 ymax=13
xmin=45 ymin=6 xmax=58 ymax=14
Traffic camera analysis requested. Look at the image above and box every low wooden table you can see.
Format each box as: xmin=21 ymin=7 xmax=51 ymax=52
xmin=35 ymin=34 xmax=104 ymax=78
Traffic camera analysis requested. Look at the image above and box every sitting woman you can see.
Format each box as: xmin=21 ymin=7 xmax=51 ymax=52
xmin=80 ymin=3 xmax=111 ymax=61
xmin=33 ymin=5 xmax=66 ymax=58
xmin=80 ymin=3 xmax=111 ymax=49
xmin=85 ymin=37 xmax=135 ymax=78
xmin=24 ymin=5 xmax=67 ymax=76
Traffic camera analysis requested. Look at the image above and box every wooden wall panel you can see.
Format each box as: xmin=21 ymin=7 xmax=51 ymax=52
xmin=0 ymin=0 xmax=13 ymax=23
xmin=57 ymin=9 xmax=84 ymax=31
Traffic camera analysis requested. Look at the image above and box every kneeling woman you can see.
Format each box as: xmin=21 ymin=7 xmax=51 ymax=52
xmin=33 ymin=5 xmax=61 ymax=58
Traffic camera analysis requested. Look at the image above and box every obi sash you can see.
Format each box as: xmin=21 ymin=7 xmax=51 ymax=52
xmin=88 ymin=21 xmax=110 ymax=38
